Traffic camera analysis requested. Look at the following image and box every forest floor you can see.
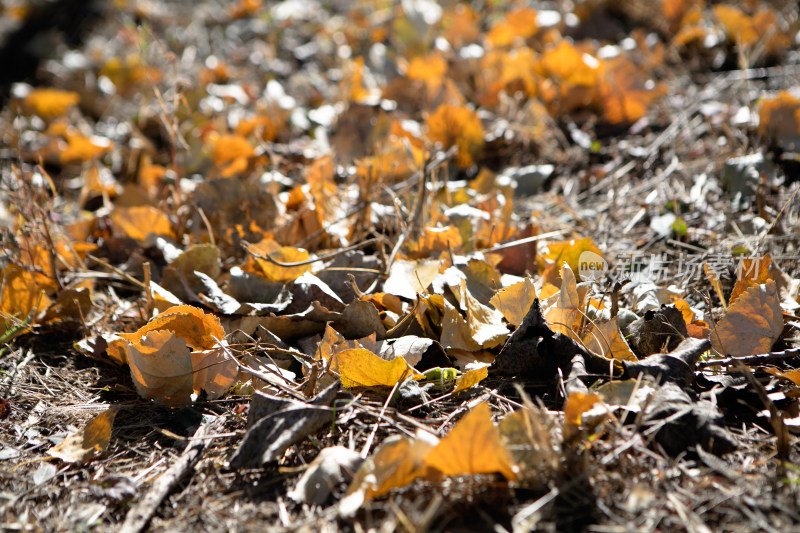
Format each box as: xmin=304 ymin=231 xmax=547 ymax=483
xmin=2 ymin=1 xmax=800 ymax=532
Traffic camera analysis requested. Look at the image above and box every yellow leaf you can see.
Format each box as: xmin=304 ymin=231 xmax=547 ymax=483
xmin=211 ymin=134 xmax=254 ymax=166
xmin=124 ymin=330 xmax=195 ymax=404
xmin=544 ymin=263 xmax=581 ymax=340
xmin=406 ymin=53 xmax=448 ymax=88
xmin=714 ymin=5 xmax=759 ymax=46
xmin=247 ymin=238 xmax=312 ymax=282
xmin=582 ymin=317 xmax=636 ymax=361
xmin=426 ymin=104 xmax=484 ymax=168
xmin=443 ymin=4 xmax=480 ymax=49
xmin=490 ymin=277 xmax=537 ymax=327
xmin=453 ymin=366 xmax=488 ymax=393
xmin=23 ymin=88 xmax=80 ymax=119
xmin=711 ymin=281 xmax=784 ymax=357
xmin=48 ymin=408 xmax=116 ymax=465
xmin=441 ymin=299 xmax=481 ymax=352
xmin=335 ymin=348 xmax=422 ymax=388
xmin=544 ymin=237 xmax=603 ymax=279
xmin=673 ymin=299 xmax=695 ymax=325
xmin=111 ymin=205 xmax=174 ymax=241
xmin=424 ymin=402 xmax=517 ymax=480
xmin=1 ymin=265 xmax=51 ymax=330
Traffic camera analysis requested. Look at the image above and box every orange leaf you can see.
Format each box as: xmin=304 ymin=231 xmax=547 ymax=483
xmin=582 ymin=317 xmax=637 ymax=361
xmin=117 ymin=304 xmax=225 ymax=351
xmin=23 ymin=88 xmax=79 ymax=119
xmin=731 ymin=255 xmax=772 ymax=305
xmin=426 ymin=104 xmax=484 ymax=168
xmin=486 ymin=7 xmax=538 ymax=47
xmin=406 ymin=53 xmax=448 ymax=88
xmin=424 ymin=402 xmax=517 ymax=480
xmin=0 ymin=265 xmax=52 ymax=329
xmin=59 ymin=134 xmax=113 ymax=164
xmin=758 ymin=92 xmax=800 ymax=150
xmin=563 ymin=391 xmax=602 ymax=440
xmin=711 ymin=281 xmax=783 ymax=357
xmin=111 ymin=205 xmax=174 ymax=241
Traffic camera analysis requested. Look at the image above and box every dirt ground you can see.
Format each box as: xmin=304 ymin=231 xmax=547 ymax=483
xmin=1 ymin=1 xmax=800 ymax=532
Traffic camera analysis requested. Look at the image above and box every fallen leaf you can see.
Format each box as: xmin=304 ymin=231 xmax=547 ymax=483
xmin=341 ymin=431 xmax=439 ymax=515
xmin=1 ymin=265 xmax=51 ymax=330
xmin=111 ymin=206 xmax=174 ymax=241
xmin=490 ymin=277 xmax=537 ymax=327
xmin=335 ymin=348 xmax=422 ymax=388
xmin=424 ymin=402 xmax=517 ymax=480
xmin=247 ymin=239 xmax=312 ymax=282
xmin=426 ymin=104 xmax=484 ymax=168
xmin=48 ymin=408 xmax=117 ymax=465
xmin=563 ymin=392 xmax=603 ymax=441
xmin=453 ymin=365 xmax=488 ymax=393
xmin=711 ymin=281 xmax=783 ymax=357
xmin=288 ymin=446 xmax=364 ymax=505
xmin=23 ymin=88 xmax=80 ymax=119
xmin=486 ymin=7 xmax=538 ymax=47
xmin=582 ymin=316 xmax=637 ymax=361
xmin=731 ymin=255 xmax=772 ymax=305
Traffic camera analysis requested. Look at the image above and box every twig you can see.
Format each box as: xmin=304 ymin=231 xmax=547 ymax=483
xmin=119 ymin=414 xmax=224 ymax=533
xmin=243 ymin=238 xmax=380 ymax=268
xmin=697 ymin=348 xmax=800 ymax=368
xmin=476 ymin=229 xmax=567 ymax=254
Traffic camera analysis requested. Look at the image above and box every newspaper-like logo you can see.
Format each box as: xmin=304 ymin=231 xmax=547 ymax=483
xmin=578 ymin=251 xmax=608 ymax=281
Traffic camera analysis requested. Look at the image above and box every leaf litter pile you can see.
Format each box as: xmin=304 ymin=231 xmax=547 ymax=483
xmin=2 ymin=0 xmax=800 ymax=531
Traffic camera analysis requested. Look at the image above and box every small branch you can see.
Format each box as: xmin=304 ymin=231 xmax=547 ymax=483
xmin=697 ymin=348 xmax=800 ymax=369
xmin=119 ymin=415 xmax=224 ymax=533
xmin=243 ymin=238 xmax=380 ymax=268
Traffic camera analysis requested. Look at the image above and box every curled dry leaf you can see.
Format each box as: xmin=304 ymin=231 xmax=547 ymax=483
xmin=288 ymin=446 xmax=364 ymax=505
xmin=341 ymin=431 xmax=439 ymax=516
xmin=106 ymin=305 xmax=237 ymax=405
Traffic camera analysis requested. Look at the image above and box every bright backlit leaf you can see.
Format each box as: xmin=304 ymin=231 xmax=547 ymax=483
xmin=335 ymin=348 xmax=422 ymax=388
xmin=582 ymin=317 xmax=636 ymax=361
xmin=424 ymin=402 xmax=517 ymax=480
xmin=453 ymin=365 xmax=488 ymax=393
xmin=490 ymin=277 xmax=537 ymax=327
